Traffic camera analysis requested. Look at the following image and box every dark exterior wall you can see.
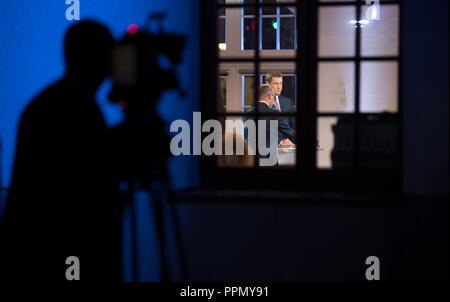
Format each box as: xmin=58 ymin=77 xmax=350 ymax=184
xmin=173 ymin=195 xmax=447 ymax=281
xmin=403 ymin=0 xmax=449 ymax=195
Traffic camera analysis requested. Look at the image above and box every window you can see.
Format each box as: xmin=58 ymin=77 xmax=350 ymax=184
xmin=242 ymin=0 xmax=297 ymax=50
xmin=200 ymin=0 xmax=402 ymax=191
xmin=218 ymin=0 xmax=296 ymax=58
xmin=216 ymin=1 xmax=298 ymax=170
xmin=316 ymin=1 xmax=401 ymax=172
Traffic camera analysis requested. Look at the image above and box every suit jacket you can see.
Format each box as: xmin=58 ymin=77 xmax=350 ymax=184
xmin=274 ymin=95 xmax=296 ymax=143
xmin=244 ymin=102 xmax=293 ymax=146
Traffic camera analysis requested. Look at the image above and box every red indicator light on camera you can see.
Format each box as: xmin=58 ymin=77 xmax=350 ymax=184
xmin=127 ymin=24 xmax=139 ymax=35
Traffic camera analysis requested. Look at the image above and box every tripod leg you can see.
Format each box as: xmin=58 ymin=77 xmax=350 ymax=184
xmin=167 ymin=192 xmax=189 ymax=281
xmin=124 ymin=182 xmax=139 ymax=282
xmin=151 ymin=189 xmax=169 ymax=281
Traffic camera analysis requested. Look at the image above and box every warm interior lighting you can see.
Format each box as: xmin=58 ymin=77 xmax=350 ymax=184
xmin=366 ymin=3 xmax=380 ymax=21
xmin=349 ymin=19 xmax=370 ymax=25
xmin=218 ymin=43 xmax=227 ymax=50
xmin=371 ymin=5 xmax=378 ymax=20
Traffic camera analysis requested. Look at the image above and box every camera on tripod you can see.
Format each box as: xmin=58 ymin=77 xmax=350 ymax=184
xmin=108 ymin=13 xmax=186 ymax=185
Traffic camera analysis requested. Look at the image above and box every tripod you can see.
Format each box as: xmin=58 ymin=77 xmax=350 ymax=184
xmin=124 ymin=178 xmax=188 ymax=282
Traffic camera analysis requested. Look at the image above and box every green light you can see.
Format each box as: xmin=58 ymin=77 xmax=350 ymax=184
xmin=272 ymin=20 xmax=277 ymax=30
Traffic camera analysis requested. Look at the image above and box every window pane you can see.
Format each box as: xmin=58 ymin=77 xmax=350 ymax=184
xmin=360 ymin=61 xmax=398 ymax=113
xmin=258 ymin=115 xmax=297 ymax=167
xmin=244 ymin=73 xmax=293 ymax=110
xmin=219 ymin=62 xmax=254 ymax=113
xmin=318 ymin=62 xmax=355 ymax=113
xmin=242 ymin=114 xmax=296 ymax=167
xmin=219 ymin=77 xmax=227 ymax=110
xmin=318 ymin=115 xmax=399 ymax=169
xmin=277 ymin=75 xmax=296 ymax=109
xmin=243 ymin=18 xmax=257 ymax=50
xmin=318 ymin=117 xmax=340 ymax=169
xmin=220 ymin=65 xmax=298 ymax=168
xmin=244 ymin=0 xmax=256 ymax=16
xmin=280 ymin=17 xmax=295 ymax=49
xmin=259 ymin=65 xmax=297 ymax=167
xmin=215 ymin=114 xmax=298 ymax=168
xmin=319 ymin=6 xmax=356 ymax=57
xmin=241 ymin=5 xmax=297 ymax=51
xmin=216 ymin=116 xmax=255 ymax=168
xmin=262 ymin=0 xmax=277 ymax=15
xmin=328 ymin=116 xmax=354 ymax=168
xmin=357 ymin=116 xmax=399 ymax=169
xmin=360 ymin=4 xmax=399 ymax=56
xmin=260 ymin=65 xmax=297 ymax=112
xmin=243 ymin=75 xmax=257 ymax=110
xmin=218 ymin=18 xmax=226 ymax=44
xmin=262 ymin=18 xmax=277 ymax=49
xmin=280 ymin=6 xmax=295 ymax=15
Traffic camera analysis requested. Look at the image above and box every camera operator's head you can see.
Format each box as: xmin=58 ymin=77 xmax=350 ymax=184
xmin=64 ymin=20 xmax=114 ymax=90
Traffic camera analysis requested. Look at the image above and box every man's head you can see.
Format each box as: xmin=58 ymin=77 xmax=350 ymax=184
xmin=64 ymin=20 xmax=114 ymax=89
xmin=265 ymin=71 xmax=283 ymax=96
xmin=258 ymin=84 xmax=275 ymax=107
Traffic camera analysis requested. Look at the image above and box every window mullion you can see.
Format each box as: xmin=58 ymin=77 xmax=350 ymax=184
xmin=259 ymin=10 xmax=262 ymax=51
xmin=354 ymin=3 xmax=361 ymax=169
xmin=276 ymin=7 xmax=280 ymax=50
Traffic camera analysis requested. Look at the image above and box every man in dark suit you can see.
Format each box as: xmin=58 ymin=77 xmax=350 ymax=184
xmin=244 ymin=85 xmax=294 ymax=147
xmin=265 ymin=71 xmax=296 ymax=145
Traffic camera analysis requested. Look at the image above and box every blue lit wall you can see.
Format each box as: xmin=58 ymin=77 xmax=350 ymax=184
xmin=0 ymin=0 xmax=199 ymax=281
xmin=0 ymin=2 xmax=199 ymax=201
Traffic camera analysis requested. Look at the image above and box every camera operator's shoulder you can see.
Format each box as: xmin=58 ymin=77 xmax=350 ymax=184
xmin=19 ymin=80 xmax=71 ymax=130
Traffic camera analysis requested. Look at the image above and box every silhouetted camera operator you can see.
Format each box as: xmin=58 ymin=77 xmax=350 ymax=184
xmin=1 ymin=20 xmax=123 ymax=282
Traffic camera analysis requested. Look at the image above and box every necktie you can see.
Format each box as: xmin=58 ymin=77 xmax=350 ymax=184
xmin=274 ymin=95 xmax=281 ymax=111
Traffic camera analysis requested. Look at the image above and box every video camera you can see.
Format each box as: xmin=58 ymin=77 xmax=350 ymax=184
xmin=108 ymin=13 xmax=185 ymax=185
xmin=109 ymin=12 xmax=185 ymax=115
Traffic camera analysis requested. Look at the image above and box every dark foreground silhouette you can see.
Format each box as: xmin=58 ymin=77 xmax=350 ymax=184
xmin=0 ymin=21 xmax=123 ymax=282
